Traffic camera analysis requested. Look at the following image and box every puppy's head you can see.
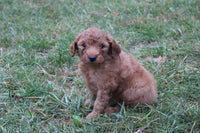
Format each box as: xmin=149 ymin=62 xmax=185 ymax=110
xmin=70 ymin=27 xmax=121 ymax=64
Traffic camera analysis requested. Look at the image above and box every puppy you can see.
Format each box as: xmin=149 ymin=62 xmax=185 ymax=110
xmin=70 ymin=27 xmax=158 ymax=120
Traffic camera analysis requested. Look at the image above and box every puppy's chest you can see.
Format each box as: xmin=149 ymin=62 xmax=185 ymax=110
xmin=81 ymin=67 xmax=118 ymax=89
xmin=85 ymin=69 xmax=109 ymax=83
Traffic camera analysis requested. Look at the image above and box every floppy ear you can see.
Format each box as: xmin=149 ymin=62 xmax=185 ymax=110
xmin=70 ymin=35 xmax=80 ymax=57
xmin=106 ymin=34 xmax=121 ymax=57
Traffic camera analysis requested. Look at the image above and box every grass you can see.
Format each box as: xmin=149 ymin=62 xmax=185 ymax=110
xmin=0 ymin=0 xmax=200 ymax=132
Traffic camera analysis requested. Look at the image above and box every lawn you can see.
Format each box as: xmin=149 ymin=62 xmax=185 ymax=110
xmin=0 ymin=0 xmax=200 ymax=132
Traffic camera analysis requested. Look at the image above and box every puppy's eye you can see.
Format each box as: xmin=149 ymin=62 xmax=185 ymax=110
xmin=100 ymin=44 xmax=105 ymax=49
xmin=82 ymin=44 xmax=86 ymax=48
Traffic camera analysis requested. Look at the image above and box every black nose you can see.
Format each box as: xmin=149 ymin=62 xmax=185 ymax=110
xmin=89 ymin=56 xmax=97 ymax=62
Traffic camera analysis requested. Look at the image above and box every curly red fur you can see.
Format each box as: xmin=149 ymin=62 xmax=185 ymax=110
xmin=70 ymin=27 xmax=158 ymax=120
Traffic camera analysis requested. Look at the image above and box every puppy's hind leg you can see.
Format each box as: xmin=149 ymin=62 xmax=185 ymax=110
xmin=104 ymin=104 xmax=121 ymax=115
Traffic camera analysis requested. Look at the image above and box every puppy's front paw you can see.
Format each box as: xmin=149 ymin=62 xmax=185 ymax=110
xmin=86 ymin=111 xmax=99 ymax=120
